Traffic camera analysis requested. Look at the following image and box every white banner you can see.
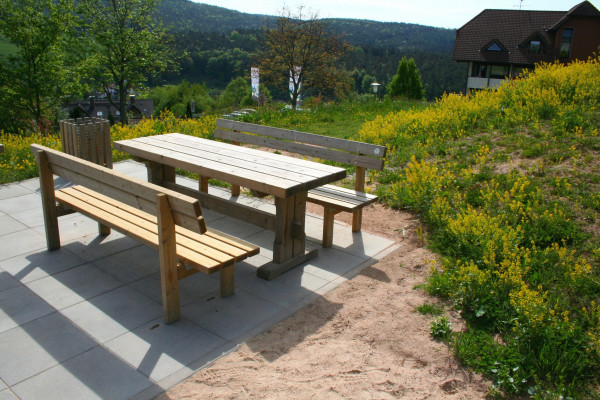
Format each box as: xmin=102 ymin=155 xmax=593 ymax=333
xmin=251 ymin=67 xmax=259 ymax=99
xmin=289 ymin=66 xmax=301 ymax=100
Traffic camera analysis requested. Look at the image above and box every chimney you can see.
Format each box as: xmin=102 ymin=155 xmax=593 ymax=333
xmin=129 ymin=95 xmax=135 ymax=105
xmin=89 ymin=96 xmax=95 ymax=108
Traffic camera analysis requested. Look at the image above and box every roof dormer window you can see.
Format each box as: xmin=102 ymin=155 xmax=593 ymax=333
xmin=529 ymin=40 xmax=541 ymax=53
xmin=486 ymin=42 xmax=502 ymax=51
xmin=482 ymin=40 xmax=507 ymax=52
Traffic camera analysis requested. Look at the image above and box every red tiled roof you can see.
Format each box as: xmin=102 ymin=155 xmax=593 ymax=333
xmin=452 ymin=9 xmax=564 ymax=65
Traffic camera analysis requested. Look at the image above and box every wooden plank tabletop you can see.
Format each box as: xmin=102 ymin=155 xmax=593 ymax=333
xmin=114 ymin=133 xmax=347 ymax=198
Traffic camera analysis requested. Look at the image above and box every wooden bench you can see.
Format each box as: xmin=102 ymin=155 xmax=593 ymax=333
xmin=213 ymin=119 xmax=387 ymax=247
xmin=31 ymin=144 xmax=259 ymax=324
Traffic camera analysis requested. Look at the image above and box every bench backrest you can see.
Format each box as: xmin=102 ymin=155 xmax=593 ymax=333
xmin=215 ymin=119 xmax=387 ymax=170
xmin=31 ymin=144 xmax=207 ymax=234
xmin=59 ymin=118 xmax=112 ymax=168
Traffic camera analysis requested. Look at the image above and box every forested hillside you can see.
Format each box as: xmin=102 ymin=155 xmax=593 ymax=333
xmin=156 ymin=0 xmax=465 ymax=99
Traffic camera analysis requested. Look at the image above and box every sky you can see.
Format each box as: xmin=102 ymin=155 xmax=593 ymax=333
xmin=192 ymin=0 xmax=600 ymax=29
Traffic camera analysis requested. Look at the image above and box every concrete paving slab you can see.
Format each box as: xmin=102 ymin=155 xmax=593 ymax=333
xmin=0 ymin=183 xmax=32 ymax=200
xmin=0 ymin=160 xmax=398 ymax=400
xmin=0 ymin=269 xmax=21 ymax=292
xmin=129 ymin=270 xmax=222 ymax=307
xmin=104 ymin=317 xmax=227 ymax=382
xmin=182 ymin=287 xmax=283 ymax=341
xmin=0 ymin=247 xmax=87 ymax=284
xmin=0 ymin=312 xmax=96 ymax=386
xmin=11 ymin=346 xmax=153 ymax=400
xmin=61 ymin=286 xmax=162 ymax=343
xmin=63 ymin=231 xmax=141 ymax=262
xmin=0 ymin=228 xmax=47 ymax=262
xmin=25 ymin=263 xmax=123 ymax=310
xmin=0 ymin=284 xmax=55 ymax=333
xmin=0 ymin=215 xmax=27 ymax=236
xmin=0 ymin=390 xmax=17 ymax=400
xmin=0 ymin=192 xmax=41 ymax=214
xmin=8 ymin=206 xmax=44 ymax=228
xmin=94 ymin=245 xmax=159 ymax=284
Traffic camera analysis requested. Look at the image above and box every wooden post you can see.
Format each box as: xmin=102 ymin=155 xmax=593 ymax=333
xmin=322 ymin=206 xmax=337 ymax=248
xmin=157 ymin=194 xmax=180 ymax=324
xmin=220 ymin=265 xmax=234 ymax=297
xmin=352 ymin=166 xmax=366 ymax=232
xmin=199 ymin=176 xmax=209 ymax=193
xmin=273 ymin=196 xmax=294 ymax=264
xmin=35 ymin=150 xmax=61 ymax=250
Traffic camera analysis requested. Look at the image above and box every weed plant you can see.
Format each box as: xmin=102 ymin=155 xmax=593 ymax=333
xmin=359 ymin=56 xmax=600 ymax=397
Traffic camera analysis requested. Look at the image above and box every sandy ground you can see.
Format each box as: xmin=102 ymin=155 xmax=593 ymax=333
xmin=156 ymin=203 xmax=491 ymax=399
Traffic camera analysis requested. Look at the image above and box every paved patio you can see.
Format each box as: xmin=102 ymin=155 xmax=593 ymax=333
xmin=0 ymin=160 xmax=397 ymax=400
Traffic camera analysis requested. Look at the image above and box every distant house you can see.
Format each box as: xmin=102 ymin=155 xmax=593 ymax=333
xmin=66 ymin=95 xmax=153 ymax=124
xmin=452 ymin=1 xmax=600 ymax=93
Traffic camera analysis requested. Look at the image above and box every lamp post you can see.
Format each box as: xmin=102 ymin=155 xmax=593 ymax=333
xmin=371 ymin=82 xmax=381 ymax=99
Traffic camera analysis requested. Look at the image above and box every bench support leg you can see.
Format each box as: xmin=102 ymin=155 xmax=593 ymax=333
xmin=352 ymin=209 xmax=363 ymax=232
xmin=322 ymin=207 xmax=337 ymax=248
xmin=36 ymin=150 xmax=61 ymax=250
xmin=352 ymin=166 xmax=366 ymax=233
xmin=231 ymin=184 xmax=241 ymax=197
xmin=98 ymin=223 xmax=111 ymax=236
xmin=157 ymin=194 xmax=180 ymax=324
xmin=199 ymin=176 xmax=209 ymax=193
xmin=220 ymin=265 xmax=234 ymax=297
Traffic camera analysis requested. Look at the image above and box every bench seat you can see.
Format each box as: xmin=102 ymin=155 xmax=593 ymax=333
xmin=308 ymin=185 xmax=378 ymax=212
xmin=55 ymin=185 xmax=259 ymax=274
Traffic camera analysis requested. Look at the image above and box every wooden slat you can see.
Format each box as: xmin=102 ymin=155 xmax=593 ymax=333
xmin=216 ymin=119 xmax=387 ymax=158
xmin=60 ymin=185 xmax=256 ymax=267
xmin=308 ymin=185 xmax=378 ymax=212
xmin=215 ymin=129 xmax=385 ymax=170
xmin=163 ymin=181 xmax=277 ymax=232
xmin=55 ymin=186 xmax=235 ymax=272
xmin=141 ymin=135 xmax=336 ymax=187
xmin=114 ymin=140 xmax=300 ymax=198
xmin=31 ymin=144 xmax=206 ymax=234
xmin=168 ymin=133 xmax=345 ymax=177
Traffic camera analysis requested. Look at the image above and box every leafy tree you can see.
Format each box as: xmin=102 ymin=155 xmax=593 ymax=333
xmin=145 ymin=80 xmax=214 ymax=116
xmin=78 ymin=0 xmax=170 ymax=124
xmin=388 ymin=57 xmax=425 ymax=100
xmin=0 ymin=0 xmax=76 ymax=134
xmin=259 ymin=7 xmax=351 ymax=109
xmin=217 ymin=76 xmax=253 ymax=109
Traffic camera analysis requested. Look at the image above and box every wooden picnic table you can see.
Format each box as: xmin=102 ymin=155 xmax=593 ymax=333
xmin=114 ymin=133 xmax=347 ymax=279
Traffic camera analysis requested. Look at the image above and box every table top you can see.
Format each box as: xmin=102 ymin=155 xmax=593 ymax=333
xmin=114 ymin=133 xmax=347 ymax=198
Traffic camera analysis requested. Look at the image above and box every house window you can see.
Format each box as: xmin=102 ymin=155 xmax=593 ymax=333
xmin=560 ymin=28 xmax=574 ymax=58
xmin=489 ymin=65 xmax=509 ymax=79
xmin=96 ymin=111 xmax=103 ymax=117
xmin=471 ymin=63 xmax=487 ymax=77
xmin=529 ymin=40 xmax=541 ymax=54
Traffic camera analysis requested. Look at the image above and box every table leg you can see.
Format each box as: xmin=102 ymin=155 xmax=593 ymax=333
xmin=257 ymin=192 xmax=318 ymax=280
xmin=147 ymin=161 xmax=175 ymax=186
